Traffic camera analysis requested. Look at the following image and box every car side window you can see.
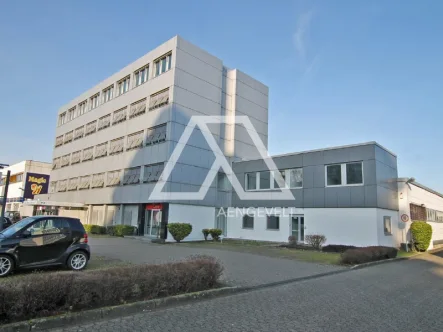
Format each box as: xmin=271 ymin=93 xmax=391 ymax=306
xmin=26 ymin=219 xmax=64 ymax=235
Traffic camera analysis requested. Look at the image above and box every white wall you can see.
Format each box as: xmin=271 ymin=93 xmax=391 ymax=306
xmin=167 ymin=204 xmax=214 ymax=241
xmin=376 ymin=208 xmax=401 ymax=247
xmin=122 ymin=204 xmax=138 ymax=227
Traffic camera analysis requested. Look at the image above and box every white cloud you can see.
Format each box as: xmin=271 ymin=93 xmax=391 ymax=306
xmin=293 ymin=10 xmax=314 ymax=64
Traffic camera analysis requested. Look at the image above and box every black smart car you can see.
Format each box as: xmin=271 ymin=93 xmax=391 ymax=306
xmin=0 ymin=216 xmax=90 ymax=277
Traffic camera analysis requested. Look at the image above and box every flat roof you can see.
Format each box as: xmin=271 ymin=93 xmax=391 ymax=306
xmin=235 ymin=141 xmax=396 ymax=163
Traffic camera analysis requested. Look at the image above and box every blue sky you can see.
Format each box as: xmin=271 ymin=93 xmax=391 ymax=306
xmin=1 ymin=0 xmax=442 ymax=191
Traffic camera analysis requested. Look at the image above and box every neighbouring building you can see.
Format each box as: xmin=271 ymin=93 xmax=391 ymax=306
xmin=0 ymin=161 xmax=51 ymax=216
xmin=33 ymin=36 xmax=443 ymax=249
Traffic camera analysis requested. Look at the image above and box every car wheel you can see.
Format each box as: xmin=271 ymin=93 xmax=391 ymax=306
xmin=67 ymin=251 xmax=88 ymax=271
xmin=0 ymin=255 xmax=14 ymax=277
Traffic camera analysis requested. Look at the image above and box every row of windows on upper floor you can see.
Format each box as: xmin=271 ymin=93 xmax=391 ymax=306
xmin=0 ymin=173 xmax=24 ymax=186
xmin=53 ymin=124 xmax=167 ymax=169
xmin=55 ymin=88 xmax=170 ymax=148
xmin=57 ymin=52 xmax=172 ymax=127
xmin=49 ymin=162 xmax=165 ymax=193
xmin=245 ymin=161 xmax=364 ymax=190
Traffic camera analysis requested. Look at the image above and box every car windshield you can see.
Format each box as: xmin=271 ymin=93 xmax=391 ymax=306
xmin=0 ymin=217 xmax=37 ymax=237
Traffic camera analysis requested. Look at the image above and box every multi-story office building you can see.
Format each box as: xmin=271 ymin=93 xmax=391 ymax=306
xmin=38 ymin=36 xmax=268 ymax=240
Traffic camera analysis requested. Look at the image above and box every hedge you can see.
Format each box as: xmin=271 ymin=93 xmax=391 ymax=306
xmin=340 ymin=246 xmax=398 ymax=265
xmin=83 ymin=225 xmax=106 ymax=235
xmin=0 ymin=256 xmax=223 ymax=323
xmin=106 ymin=225 xmax=136 ymax=237
xmin=322 ymin=244 xmax=357 ymax=253
xmin=168 ymin=223 xmax=192 ymax=242
xmin=411 ymin=221 xmax=432 ymax=251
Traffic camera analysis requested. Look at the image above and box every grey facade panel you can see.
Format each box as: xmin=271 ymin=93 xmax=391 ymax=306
xmin=312 ymin=188 xmax=325 ymax=208
xmin=325 ymin=188 xmax=339 ymax=208
xmin=364 ymin=185 xmax=378 ymax=207
xmin=274 ymin=154 xmax=303 ymax=169
xmin=337 ymin=187 xmax=352 ymax=208
xmin=302 ymin=151 xmax=324 ymax=166
xmin=323 ymin=148 xmax=351 ymax=165
xmin=349 ymin=144 xmax=375 ymax=162
xmin=350 ymin=186 xmax=365 ymax=207
xmin=313 ymin=165 xmax=325 ymax=188
xmin=363 ymin=159 xmax=377 ymax=186
xmin=303 ymin=166 xmax=315 ymax=189
xmin=303 ymin=188 xmax=314 ymax=208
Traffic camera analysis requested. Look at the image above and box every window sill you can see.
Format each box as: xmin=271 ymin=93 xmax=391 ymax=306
xmin=266 ymin=229 xmax=280 ymax=231
xmin=325 ymin=183 xmax=364 ymax=188
xmin=242 ymin=227 xmax=254 ymax=230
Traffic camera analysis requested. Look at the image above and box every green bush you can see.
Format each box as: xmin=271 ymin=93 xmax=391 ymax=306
xmin=202 ymin=228 xmax=210 ymax=241
xmin=106 ymin=225 xmax=136 ymax=237
xmin=83 ymin=224 xmax=106 ymax=234
xmin=168 ymin=223 xmax=192 ymax=242
xmin=340 ymin=246 xmax=398 ymax=265
xmin=411 ymin=221 xmax=432 ymax=251
xmin=0 ymin=256 xmax=223 ymax=323
xmin=209 ymin=228 xmax=222 ymax=241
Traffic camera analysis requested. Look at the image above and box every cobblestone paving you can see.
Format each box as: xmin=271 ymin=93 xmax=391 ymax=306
xmin=89 ymin=237 xmax=343 ymax=286
xmin=54 ymin=254 xmax=443 ymax=332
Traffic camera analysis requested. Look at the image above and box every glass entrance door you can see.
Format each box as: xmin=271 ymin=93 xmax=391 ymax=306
xmin=291 ymin=215 xmax=305 ymax=242
xmin=145 ymin=210 xmax=162 ymax=237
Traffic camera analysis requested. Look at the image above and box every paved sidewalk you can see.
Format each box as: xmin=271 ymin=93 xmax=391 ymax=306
xmin=89 ymin=237 xmax=343 ymax=286
xmin=52 ymin=254 xmax=443 ymax=332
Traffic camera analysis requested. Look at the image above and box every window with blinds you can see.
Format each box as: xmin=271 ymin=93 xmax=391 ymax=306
xmin=79 ymin=176 xmax=91 ymax=190
xmin=143 ymin=163 xmax=164 ymax=183
xmin=52 ymin=158 xmax=60 ymax=170
xmin=146 ymin=123 xmax=167 ymax=145
xmin=85 ymin=120 xmax=97 ymax=136
xmin=127 ymin=131 xmax=144 ymax=150
xmin=95 ymin=142 xmax=108 ymax=158
xmin=71 ymin=151 xmax=81 ymax=164
xmin=123 ymin=167 xmax=141 ymax=185
xmin=91 ymin=173 xmax=105 ymax=188
xmin=49 ymin=181 xmax=57 ymax=193
xmin=61 ymin=154 xmax=70 ymax=167
xmin=107 ymin=170 xmax=121 ymax=186
xmin=110 ymin=137 xmax=124 ymax=155
xmin=149 ymin=88 xmax=169 ymax=111
xmin=113 ymin=107 xmax=127 ymax=125
xmin=74 ymin=126 xmax=84 ymax=140
xmin=55 ymin=135 xmax=64 ymax=147
xmin=68 ymin=178 xmax=79 ymax=191
xmin=64 ymin=131 xmax=73 ymax=144
xmin=129 ymin=98 xmax=147 ymax=119
xmin=83 ymin=147 xmax=94 ymax=161
xmin=57 ymin=180 xmax=67 ymax=192
xmin=98 ymin=114 xmax=111 ymax=131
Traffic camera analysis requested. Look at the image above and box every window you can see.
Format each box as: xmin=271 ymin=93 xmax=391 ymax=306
xmin=71 ymin=151 xmax=81 ymax=164
xmin=259 ymin=171 xmax=271 ymax=190
xmin=58 ymin=112 xmax=66 ymax=126
xmin=95 ymin=142 xmax=108 ymax=158
xmin=117 ymin=76 xmax=130 ymax=96
xmin=110 ymin=137 xmax=124 ymax=155
xmin=346 ymin=162 xmax=363 ymax=185
xmin=79 ymin=176 xmax=91 ymax=190
xmin=146 ymin=123 xmax=167 ymax=145
xmin=49 ymin=181 xmax=57 ymax=193
xmin=410 ymin=204 xmax=426 ymax=221
xmin=57 ymin=179 xmax=67 ymax=192
xmin=91 ymin=173 xmax=105 ymax=188
xmin=98 ymin=114 xmax=111 ymax=131
xmin=90 ymin=94 xmax=100 ymax=110
xmin=246 ymin=172 xmax=257 ymax=190
xmin=55 ymin=135 xmax=64 ymax=147
xmin=67 ymin=107 xmax=76 ymax=121
xmin=143 ymin=163 xmax=164 ymax=182
xmin=78 ymin=100 xmax=87 ymax=116
xmin=61 ymin=154 xmax=70 ymax=167
xmin=217 ymin=172 xmax=230 ymax=191
xmin=113 ymin=107 xmax=127 ymax=125
xmin=384 ymin=216 xmax=392 ymax=235
xmin=15 ymin=174 xmax=23 ymax=182
xmin=326 ymin=162 xmax=363 ymax=187
xmin=52 ymin=157 xmax=60 ymax=169
xmin=102 ymin=85 xmax=114 ymax=103
xmin=426 ymin=208 xmax=443 ymax=222
xmin=267 ymin=215 xmax=280 ymax=230
xmin=149 ymin=88 xmax=169 ymax=111
xmin=242 ymin=215 xmax=254 ymax=229
xmin=85 ymin=120 xmax=97 ymax=136
xmin=107 ymin=170 xmax=121 ymax=186
xmin=68 ymin=178 xmax=78 ymax=191
xmin=83 ymin=147 xmax=94 ymax=161
xmin=273 ymin=168 xmax=303 ymax=189
xmin=154 ymin=53 xmax=172 ymax=77
xmin=64 ymin=131 xmax=73 ymax=144
xmin=74 ymin=126 xmax=84 ymax=140
xmin=26 ymin=218 xmax=68 ymax=235
xmin=127 ymin=131 xmax=144 ymax=150
xmin=135 ymin=65 xmax=149 ymax=86
xmin=129 ymin=98 xmax=147 ymax=118
xmin=123 ymin=167 xmax=141 ymax=185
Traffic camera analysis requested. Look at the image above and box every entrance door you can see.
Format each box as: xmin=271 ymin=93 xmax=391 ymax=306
xmin=216 ymin=208 xmax=227 ymax=236
xmin=291 ymin=215 xmax=305 ymax=242
xmin=145 ymin=209 xmax=162 ymax=237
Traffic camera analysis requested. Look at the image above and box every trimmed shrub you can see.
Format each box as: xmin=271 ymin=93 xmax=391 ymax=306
xmin=288 ymin=236 xmax=297 ymax=245
xmin=0 ymin=256 xmax=223 ymax=323
xmin=340 ymin=246 xmax=398 ymax=265
xmin=411 ymin=221 xmax=432 ymax=251
xmin=305 ymin=234 xmax=327 ymax=250
xmin=209 ymin=228 xmax=222 ymax=241
xmin=83 ymin=225 xmax=106 ymax=235
xmin=322 ymin=244 xmax=357 ymax=253
xmin=106 ymin=225 xmax=136 ymax=237
xmin=168 ymin=223 xmax=192 ymax=242
xmin=202 ymin=229 xmax=210 ymax=241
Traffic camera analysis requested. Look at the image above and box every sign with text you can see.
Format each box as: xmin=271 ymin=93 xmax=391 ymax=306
xmin=146 ymin=203 xmax=163 ymax=210
xmin=23 ymin=173 xmax=50 ymax=199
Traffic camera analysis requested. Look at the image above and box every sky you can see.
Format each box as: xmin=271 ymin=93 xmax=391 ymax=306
xmin=0 ymin=0 xmax=442 ymax=191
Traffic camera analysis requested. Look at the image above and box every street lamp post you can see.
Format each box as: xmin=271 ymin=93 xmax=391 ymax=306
xmin=0 ymin=170 xmax=11 ymax=231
